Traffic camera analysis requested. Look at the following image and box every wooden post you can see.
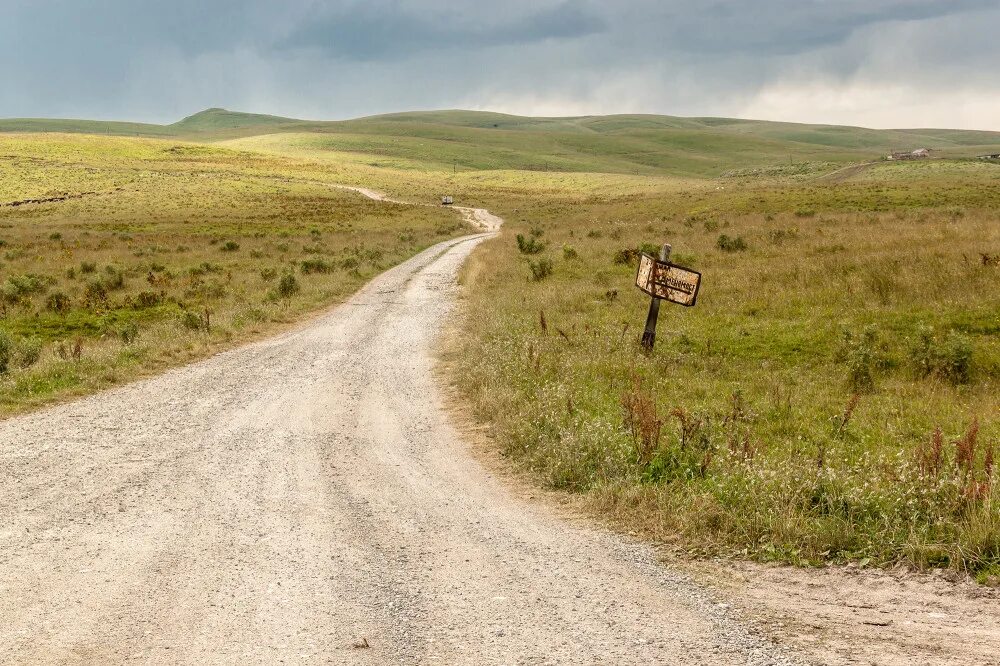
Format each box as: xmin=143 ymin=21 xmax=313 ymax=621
xmin=640 ymin=243 xmax=671 ymax=350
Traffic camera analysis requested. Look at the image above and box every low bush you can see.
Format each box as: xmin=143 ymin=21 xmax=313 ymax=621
xmin=46 ymin=291 xmax=72 ymax=313
xmin=119 ymin=322 xmax=140 ymax=345
xmin=716 ymin=234 xmax=748 ymax=252
xmin=277 ymin=273 xmax=300 ymax=299
xmin=135 ymin=290 xmax=161 ymax=308
xmin=837 ymin=327 xmax=889 ymax=392
xmin=179 ymin=310 xmax=203 ymax=331
xmin=516 ymin=234 xmax=546 ymax=255
xmin=14 ymin=337 xmax=42 ymax=369
xmin=0 ymin=331 xmax=12 ymax=373
xmin=528 ymin=258 xmax=554 ymax=281
xmin=909 ymin=327 xmax=975 ymax=384
xmin=2 ymin=273 xmax=52 ymax=303
xmin=301 ymin=258 xmax=334 ymax=274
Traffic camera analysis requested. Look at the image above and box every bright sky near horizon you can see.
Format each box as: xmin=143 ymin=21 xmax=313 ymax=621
xmin=2 ymin=0 xmax=999 ymax=129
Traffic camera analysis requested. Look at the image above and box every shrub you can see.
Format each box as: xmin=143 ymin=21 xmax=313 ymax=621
xmin=301 ymin=258 xmax=334 ymax=274
xmin=528 ymin=258 xmax=554 ymax=281
xmin=46 ymin=291 xmax=72 ymax=313
xmin=2 ymin=273 xmax=52 ymax=303
xmin=49 ymin=232 xmax=62 ymax=240
xmin=102 ymin=269 xmax=125 ymax=291
xmin=0 ymin=331 xmax=12 ymax=373
xmin=14 ymin=337 xmax=41 ymax=369
xmin=221 ymin=240 xmax=240 ymax=252
xmin=909 ymin=327 xmax=974 ymax=384
xmin=516 ymin=234 xmax=545 ymax=255
xmin=260 ymin=268 xmax=278 ymax=281
xmin=179 ymin=310 xmax=204 ymax=331
xmin=119 ymin=322 xmax=140 ymax=344
xmin=716 ymin=234 xmax=748 ymax=252
xmin=84 ymin=279 xmax=108 ymax=306
xmin=79 ymin=261 xmax=97 ymax=274
xmin=837 ymin=327 xmax=888 ymax=392
xmin=562 ymin=244 xmax=578 ymax=260
xmin=135 ymin=290 xmax=161 ymax=308
xmin=277 ymin=273 xmax=300 ymax=298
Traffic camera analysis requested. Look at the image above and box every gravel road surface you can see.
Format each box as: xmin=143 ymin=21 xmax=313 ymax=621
xmin=1 ymin=199 xmax=797 ymax=664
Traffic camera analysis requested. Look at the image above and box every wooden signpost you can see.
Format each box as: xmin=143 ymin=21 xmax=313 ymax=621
xmin=635 ymin=244 xmax=701 ymax=349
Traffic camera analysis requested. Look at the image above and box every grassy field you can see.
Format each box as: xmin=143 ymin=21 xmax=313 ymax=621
xmin=6 ymin=107 xmax=1000 ymax=177
xmin=0 ymin=133 xmax=465 ymax=415
xmin=446 ymin=157 xmax=1000 ymax=579
xmin=4 ymin=109 xmax=1000 ymax=579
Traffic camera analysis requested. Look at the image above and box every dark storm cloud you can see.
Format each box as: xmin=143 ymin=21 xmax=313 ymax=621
xmin=633 ymin=0 xmax=996 ymax=55
xmin=281 ymin=2 xmax=606 ymax=60
xmin=0 ymin=0 xmax=998 ymax=129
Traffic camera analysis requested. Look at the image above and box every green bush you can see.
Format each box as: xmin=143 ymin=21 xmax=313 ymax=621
xmin=14 ymin=337 xmax=41 ymax=369
xmin=46 ymin=291 xmax=72 ymax=313
xmin=0 ymin=333 xmax=39 ymax=372
xmin=277 ymin=273 xmax=300 ymax=298
xmin=300 ymin=258 xmax=334 ymax=274
xmin=837 ymin=327 xmax=888 ymax=392
xmin=119 ymin=322 xmax=140 ymax=345
xmin=179 ymin=310 xmax=204 ymax=331
xmin=516 ymin=234 xmax=546 ymax=255
xmin=528 ymin=258 xmax=554 ymax=281
xmin=562 ymin=244 xmax=578 ymax=260
xmin=221 ymin=240 xmax=240 ymax=252
xmin=716 ymin=234 xmax=749 ymax=252
xmin=2 ymin=273 xmax=52 ymax=303
xmin=909 ymin=327 xmax=974 ymax=384
xmin=84 ymin=279 xmax=108 ymax=306
xmin=135 ymin=290 xmax=161 ymax=308
xmin=0 ymin=331 xmax=12 ymax=373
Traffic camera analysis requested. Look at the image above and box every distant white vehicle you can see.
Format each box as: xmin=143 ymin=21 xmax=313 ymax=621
xmin=441 ymin=196 xmax=454 ymax=205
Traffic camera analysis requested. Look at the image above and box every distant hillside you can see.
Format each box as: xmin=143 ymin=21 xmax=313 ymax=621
xmin=3 ymin=108 xmax=1000 ymax=177
xmin=169 ymin=108 xmax=298 ymax=132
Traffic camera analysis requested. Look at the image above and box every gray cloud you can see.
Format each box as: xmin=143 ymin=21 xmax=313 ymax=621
xmin=0 ymin=0 xmax=998 ymax=129
xmin=282 ymin=2 xmax=606 ymax=60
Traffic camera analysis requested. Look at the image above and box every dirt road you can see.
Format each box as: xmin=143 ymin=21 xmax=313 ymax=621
xmin=0 ymin=197 xmax=799 ymax=664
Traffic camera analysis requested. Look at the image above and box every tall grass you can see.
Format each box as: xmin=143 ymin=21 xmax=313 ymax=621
xmin=450 ymin=164 xmax=1000 ymax=576
xmin=0 ymin=133 xmax=467 ymax=416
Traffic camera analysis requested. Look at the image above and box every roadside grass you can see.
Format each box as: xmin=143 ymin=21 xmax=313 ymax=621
xmin=446 ymin=160 xmax=1000 ymax=575
xmin=0 ymin=133 xmax=466 ymax=416
xmin=6 ymin=123 xmax=1000 ymax=577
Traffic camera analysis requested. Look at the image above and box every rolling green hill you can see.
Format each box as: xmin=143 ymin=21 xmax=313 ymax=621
xmin=3 ymin=107 xmax=1000 ymax=177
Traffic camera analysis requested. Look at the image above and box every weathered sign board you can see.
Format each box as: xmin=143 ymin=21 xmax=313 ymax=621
xmin=635 ymin=253 xmax=702 ymax=307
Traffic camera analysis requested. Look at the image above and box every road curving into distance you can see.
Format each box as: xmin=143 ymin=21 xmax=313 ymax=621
xmin=0 ymin=188 xmax=797 ymax=664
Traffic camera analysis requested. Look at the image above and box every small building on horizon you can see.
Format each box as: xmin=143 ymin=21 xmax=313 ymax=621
xmin=888 ymin=148 xmax=931 ymax=160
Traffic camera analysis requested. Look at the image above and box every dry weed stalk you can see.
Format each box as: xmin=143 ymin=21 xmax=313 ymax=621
xmin=955 ymin=417 xmax=980 ymax=479
xmin=835 ymin=393 xmax=861 ymax=438
xmin=917 ymin=426 xmax=945 ymax=477
xmin=670 ymin=406 xmax=703 ymax=452
xmin=621 ymin=376 xmax=662 ymax=466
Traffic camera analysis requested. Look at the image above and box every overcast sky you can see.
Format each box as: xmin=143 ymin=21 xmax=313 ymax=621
xmin=2 ymin=0 xmax=999 ymax=129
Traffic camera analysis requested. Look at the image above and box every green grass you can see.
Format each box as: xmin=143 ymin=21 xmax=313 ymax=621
xmin=3 ymin=111 xmax=1000 ymax=578
xmin=6 ymin=107 xmax=1000 ymax=177
xmin=441 ymin=157 xmax=1000 ymax=576
xmin=0 ymin=133 xmax=466 ymax=416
